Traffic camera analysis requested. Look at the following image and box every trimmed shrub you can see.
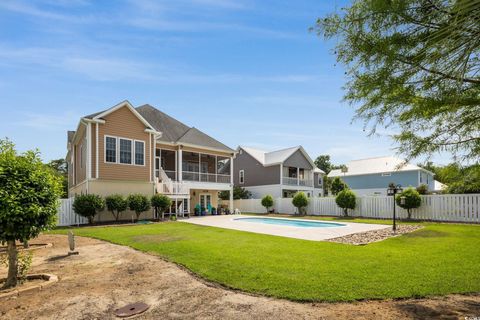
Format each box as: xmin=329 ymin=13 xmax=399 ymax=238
xmin=396 ymin=187 xmax=422 ymax=220
xmin=105 ymin=194 xmax=128 ymax=221
xmin=416 ymin=184 xmax=428 ymax=195
xmin=127 ymin=194 xmax=151 ymax=221
xmin=261 ymin=195 xmax=274 ymax=213
xmin=292 ymin=192 xmax=309 ymax=215
xmin=73 ymin=194 xmax=105 ymax=225
xmin=335 ymin=189 xmax=356 ymax=216
xmin=151 ymin=194 xmax=172 ymax=219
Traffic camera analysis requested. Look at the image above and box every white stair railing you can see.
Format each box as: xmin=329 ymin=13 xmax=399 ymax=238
xmin=157 ymin=167 xmax=189 ymax=195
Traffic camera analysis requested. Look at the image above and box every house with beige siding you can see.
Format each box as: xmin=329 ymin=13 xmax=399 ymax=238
xmin=67 ymin=100 xmax=234 ymax=219
xmin=233 ymin=146 xmax=325 ymax=199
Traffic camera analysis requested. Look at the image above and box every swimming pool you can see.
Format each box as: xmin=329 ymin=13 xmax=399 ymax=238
xmin=234 ymin=217 xmax=345 ymax=228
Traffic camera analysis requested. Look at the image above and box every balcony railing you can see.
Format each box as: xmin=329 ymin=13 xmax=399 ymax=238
xmin=155 ymin=169 xmax=176 ymax=180
xmin=183 ymin=171 xmax=231 ymax=183
xmin=282 ymin=177 xmax=313 ymax=187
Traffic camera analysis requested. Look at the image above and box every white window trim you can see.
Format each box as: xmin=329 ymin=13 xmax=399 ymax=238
xmin=381 ymin=172 xmax=391 ymax=177
xmin=119 ymin=138 xmax=133 ymax=165
xmin=134 ymin=140 xmax=145 ymax=166
xmin=104 ymin=135 xmax=145 ymax=167
xmin=239 ymin=169 xmax=245 ymax=184
xmin=104 ymin=135 xmax=117 ymax=164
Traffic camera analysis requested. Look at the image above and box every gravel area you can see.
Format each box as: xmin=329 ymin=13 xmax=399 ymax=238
xmin=327 ymin=225 xmax=424 ymax=245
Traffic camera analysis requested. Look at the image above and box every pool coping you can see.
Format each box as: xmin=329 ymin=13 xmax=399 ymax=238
xmin=182 ymin=215 xmax=390 ymax=241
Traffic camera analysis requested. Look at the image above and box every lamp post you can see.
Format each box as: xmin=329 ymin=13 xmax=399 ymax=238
xmin=387 ymin=184 xmax=403 ymax=232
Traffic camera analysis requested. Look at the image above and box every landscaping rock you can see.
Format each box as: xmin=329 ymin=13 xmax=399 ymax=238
xmin=327 ymin=225 xmax=423 ymax=245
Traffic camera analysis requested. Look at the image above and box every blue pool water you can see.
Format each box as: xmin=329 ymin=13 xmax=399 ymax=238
xmin=234 ymin=217 xmax=345 ymax=228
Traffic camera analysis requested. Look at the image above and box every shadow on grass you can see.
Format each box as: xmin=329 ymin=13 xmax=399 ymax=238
xmin=131 ymin=234 xmax=185 ymax=243
xmin=403 ymin=229 xmax=449 ymax=238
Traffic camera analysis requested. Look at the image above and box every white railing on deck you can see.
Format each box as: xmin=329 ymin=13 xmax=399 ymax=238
xmin=183 ymin=171 xmax=231 ymax=183
xmin=222 ymin=194 xmax=480 ymax=223
xmin=282 ymin=177 xmax=313 ymax=187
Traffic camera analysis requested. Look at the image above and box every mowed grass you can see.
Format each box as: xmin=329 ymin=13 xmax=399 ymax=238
xmin=50 ymin=219 xmax=480 ymax=302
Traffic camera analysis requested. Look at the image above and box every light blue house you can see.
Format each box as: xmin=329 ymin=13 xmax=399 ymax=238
xmin=328 ymin=156 xmax=436 ymax=196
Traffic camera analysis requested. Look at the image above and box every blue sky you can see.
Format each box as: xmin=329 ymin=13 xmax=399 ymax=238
xmin=0 ymin=0 xmax=449 ymax=165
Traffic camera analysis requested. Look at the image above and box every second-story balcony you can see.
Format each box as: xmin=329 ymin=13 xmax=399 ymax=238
xmin=182 ymin=151 xmax=232 ymax=184
xmin=282 ymin=166 xmax=314 ymax=187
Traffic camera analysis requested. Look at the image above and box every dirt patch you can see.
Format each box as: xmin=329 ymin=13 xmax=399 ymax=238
xmin=0 ymin=243 xmax=52 ymax=253
xmin=327 ymin=225 xmax=424 ymax=245
xmin=0 ymin=234 xmax=478 ymax=319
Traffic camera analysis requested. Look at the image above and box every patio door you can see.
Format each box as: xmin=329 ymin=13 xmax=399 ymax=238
xmin=200 ymin=194 xmax=211 ymax=210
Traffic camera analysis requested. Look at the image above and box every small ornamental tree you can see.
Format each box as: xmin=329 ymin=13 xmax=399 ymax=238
xmin=73 ymin=194 xmax=105 ymax=225
xmin=292 ymin=192 xmax=309 ymax=215
xmin=105 ymin=194 xmax=128 ymax=221
xmin=151 ymin=194 xmax=172 ymax=220
xmin=330 ymin=177 xmax=346 ymax=195
xmin=261 ymin=195 xmax=274 ymax=213
xmin=0 ymin=139 xmax=62 ymax=288
xmin=335 ymin=189 xmax=356 ymax=216
xmin=396 ymin=187 xmax=422 ymax=220
xmin=128 ymin=194 xmax=151 ymax=221
xmin=416 ymin=184 xmax=428 ymax=195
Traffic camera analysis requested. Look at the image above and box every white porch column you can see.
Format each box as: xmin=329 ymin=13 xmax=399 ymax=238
xmin=297 ymin=167 xmax=300 ymax=186
xmin=229 ymin=185 xmax=234 ymax=213
xmin=86 ymin=122 xmax=92 ymax=179
xmin=280 ymin=165 xmax=283 ymax=185
xmin=178 ymin=147 xmax=183 ymax=182
xmin=229 ymin=156 xmax=234 ymax=213
xmin=230 ymin=156 xmax=234 ymax=184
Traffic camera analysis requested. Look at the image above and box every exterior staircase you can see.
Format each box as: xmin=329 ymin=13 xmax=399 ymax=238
xmin=156 ymin=167 xmax=189 ymax=196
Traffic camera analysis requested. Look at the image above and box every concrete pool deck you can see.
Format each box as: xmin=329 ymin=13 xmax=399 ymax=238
xmin=182 ymin=215 xmax=390 ymax=241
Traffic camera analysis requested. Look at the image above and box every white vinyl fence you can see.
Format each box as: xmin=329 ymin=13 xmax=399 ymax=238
xmin=226 ymin=194 xmax=480 ymax=223
xmin=57 ymin=198 xmax=88 ymax=227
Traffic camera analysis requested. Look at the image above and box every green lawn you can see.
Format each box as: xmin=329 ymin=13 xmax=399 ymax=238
xmin=50 ymin=218 xmax=480 ymax=302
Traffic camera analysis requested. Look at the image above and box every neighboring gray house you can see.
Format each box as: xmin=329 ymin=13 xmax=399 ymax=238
xmin=328 ymin=156 xmax=436 ymax=196
xmin=233 ymin=146 xmax=325 ymax=198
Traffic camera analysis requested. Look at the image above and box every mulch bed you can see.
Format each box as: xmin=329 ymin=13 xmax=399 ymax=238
xmin=327 ymin=225 xmax=424 ymax=245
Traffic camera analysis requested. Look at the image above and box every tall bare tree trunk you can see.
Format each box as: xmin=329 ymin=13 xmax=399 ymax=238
xmin=4 ymin=240 xmax=18 ymax=289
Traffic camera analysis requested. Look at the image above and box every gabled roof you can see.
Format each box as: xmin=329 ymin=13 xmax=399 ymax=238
xmin=328 ymin=156 xmax=433 ymax=177
xmin=84 ymin=100 xmax=157 ymax=132
xmin=136 ymin=104 xmax=190 ymax=142
xmin=78 ymin=101 xmax=233 ymax=153
xmin=136 ymin=104 xmax=234 ymax=153
xmin=239 ymin=145 xmax=322 ymax=172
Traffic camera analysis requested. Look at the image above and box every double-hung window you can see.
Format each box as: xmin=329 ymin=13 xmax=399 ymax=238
xmin=119 ymin=138 xmax=132 ymax=164
xmin=134 ymin=141 xmax=144 ymax=165
xmin=105 ymin=136 xmax=145 ymax=166
xmin=105 ymin=136 xmax=117 ymax=163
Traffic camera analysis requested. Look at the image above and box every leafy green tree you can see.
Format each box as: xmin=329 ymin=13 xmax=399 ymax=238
xmin=335 ymin=189 xmax=356 ymax=217
xmin=419 ymin=162 xmax=480 ymax=194
xmin=105 ymin=194 xmax=128 ymax=221
xmin=127 ymin=194 xmax=151 ymax=221
xmin=314 ymin=155 xmax=332 ymax=174
xmin=330 ymin=177 xmax=346 ymax=196
xmin=73 ymin=194 xmax=105 ymax=225
xmin=261 ymin=195 xmax=274 ymax=213
xmin=0 ymin=139 xmax=62 ymax=288
xmin=314 ymin=0 xmax=480 ymax=161
xmin=151 ymin=194 xmax=172 ymax=220
xmin=218 ymin=186 xmax=252 ymax=200
xmin=46 ymin=158 xmax=68 ymax=198
xmin=396 ymin=187 xmax=422 ymax=220
xmin=292 ymin=192 xmax=309 ymax=215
